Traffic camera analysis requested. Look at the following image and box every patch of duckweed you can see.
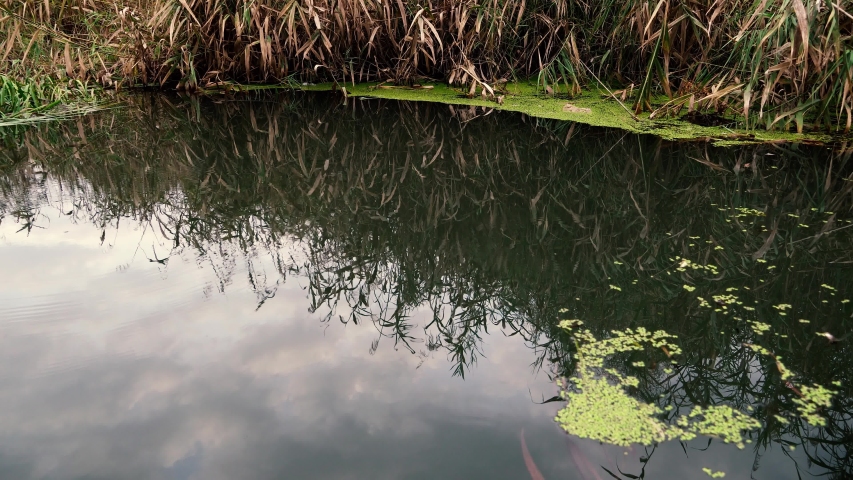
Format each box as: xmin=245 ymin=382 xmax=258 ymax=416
xmin=555 ymin=322 xmax=840 ymax=448
xmin=733 ymin=207 xmax=765 ymax=218
xmin=793 ymin=384 xmax=836 ymax=426
xmin=713 ymin=294 xmax=740 ymax=306
xmin=749 ymin=321 xmax=771 ymax=335
xmin=743 ymin=344 xmax=836 ymax=425
xmin=555 ymin=374 xmax=674 ymax=446
xmin=554 ymin=323 xmax=763 ymax=447
xmin=673 ymin=257 xmax=719 ymax=275
xmin=678 ymin=406 xmax=760 ymax=448
xmin=702 ymin=468 xmax=727 ymax=478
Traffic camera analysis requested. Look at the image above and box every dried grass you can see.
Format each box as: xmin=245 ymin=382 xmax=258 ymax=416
xmin=1 ymin=0 xmax=852 ymax=131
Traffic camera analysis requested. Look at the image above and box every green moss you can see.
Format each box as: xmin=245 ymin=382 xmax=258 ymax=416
xmin=201 ymin=80 xmax=840 ymax=144
xmin=292 ymin=81 xmax=836 ymax=145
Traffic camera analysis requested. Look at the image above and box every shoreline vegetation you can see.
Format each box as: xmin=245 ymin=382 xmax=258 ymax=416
xmin=1 ymin=0 xmax=852 ymax=142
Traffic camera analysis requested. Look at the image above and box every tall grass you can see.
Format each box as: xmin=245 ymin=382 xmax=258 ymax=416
xmin=0 ymin=73 xmax=104 ymax=124
xmin=1 ymin=0 xmax=852 ymax=129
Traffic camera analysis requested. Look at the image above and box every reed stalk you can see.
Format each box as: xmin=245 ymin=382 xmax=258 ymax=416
xmin=1 ymin=0 xmax=851 ymax=130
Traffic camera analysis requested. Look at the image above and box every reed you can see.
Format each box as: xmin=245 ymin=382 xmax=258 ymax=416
xmin=1 ymin=0 xmax=852 ymax=131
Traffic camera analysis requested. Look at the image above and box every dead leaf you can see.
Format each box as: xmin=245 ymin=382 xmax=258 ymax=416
xmin=563 ymin=103 xmax=591 ymax=114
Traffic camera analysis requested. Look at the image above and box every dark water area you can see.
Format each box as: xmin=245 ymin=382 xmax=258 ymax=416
xmin=0 ymin=93 xmax=851 ymax=479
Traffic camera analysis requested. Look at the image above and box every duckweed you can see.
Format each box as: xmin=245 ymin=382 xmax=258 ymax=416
xmin=554 ymin=325 xmax=761 ymax=448
xmin=794 ymin=384 xmax=836 ymax=426
xmin=749 ymin=321 xmax=771 ymax=335
xmin=556 ymin=323 xmax=840 ymax=449
xmin=702 ymin=468 xmax=726 ymax=478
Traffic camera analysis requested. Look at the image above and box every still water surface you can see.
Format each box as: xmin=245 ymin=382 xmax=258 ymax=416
xmin=0 ymin=94 xmax=851 ymax=479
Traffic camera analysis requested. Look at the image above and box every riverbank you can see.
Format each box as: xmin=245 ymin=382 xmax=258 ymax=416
xmin=0 ymin=78 xmax=844 ymax=145
xmin=307 ymin=82 xmax=834 ymax=145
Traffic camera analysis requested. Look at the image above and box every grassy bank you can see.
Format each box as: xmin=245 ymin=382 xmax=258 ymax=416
xmin=1 ymin=0 xmax=852 ymax=136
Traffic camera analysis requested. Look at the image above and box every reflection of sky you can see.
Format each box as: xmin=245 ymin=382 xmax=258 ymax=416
xmin=0 ymin=191 xmax=820 ymax=479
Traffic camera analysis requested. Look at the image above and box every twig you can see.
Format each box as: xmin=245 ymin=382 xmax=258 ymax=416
xmin=831 ymin=1 xmax=853 ymax=20
xmin=791 ymin=222 xmax=853 ymax=244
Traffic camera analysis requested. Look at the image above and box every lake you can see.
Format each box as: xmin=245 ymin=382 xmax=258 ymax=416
xmin=0 ymin=92 xmax=851 ymax=479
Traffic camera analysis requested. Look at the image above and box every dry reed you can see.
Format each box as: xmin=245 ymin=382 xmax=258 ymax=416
xmin=1 ymin=0 xmax=852 ymax=131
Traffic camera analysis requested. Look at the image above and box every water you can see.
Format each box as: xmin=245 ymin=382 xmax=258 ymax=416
xmin=0 ymin=93 xmax=851 ymax=479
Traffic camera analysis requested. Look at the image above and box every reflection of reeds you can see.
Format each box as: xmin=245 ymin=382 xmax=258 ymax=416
xmin=2 ymin=0 xmax=853 ymax=129
xmin=2 ymin=94 xmax=853 ymax=324
xmin=2 ymin=94 xmax=853 ymax=475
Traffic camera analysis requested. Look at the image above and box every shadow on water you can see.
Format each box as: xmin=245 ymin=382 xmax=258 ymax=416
xmin=1 ymin=92 xmax=853 ymax=478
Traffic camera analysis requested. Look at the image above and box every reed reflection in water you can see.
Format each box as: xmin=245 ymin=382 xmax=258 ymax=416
xmin=0 ymin=93 xmax=852 ymax=479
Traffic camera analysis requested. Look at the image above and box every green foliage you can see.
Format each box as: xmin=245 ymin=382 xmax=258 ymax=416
xmin=0 ymin=75 xmax=103 ymax=124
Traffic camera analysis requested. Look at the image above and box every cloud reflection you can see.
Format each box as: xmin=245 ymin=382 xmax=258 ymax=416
xmin=0 ymin=212 xmax=567 ymax=480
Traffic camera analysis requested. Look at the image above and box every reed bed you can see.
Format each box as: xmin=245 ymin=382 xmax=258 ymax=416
xmin=1 ymin=0 xmax=852 ymax=130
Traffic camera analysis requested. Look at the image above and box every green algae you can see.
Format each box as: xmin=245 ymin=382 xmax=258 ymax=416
xmin=296 ymin=82 xmax=835 ymax=145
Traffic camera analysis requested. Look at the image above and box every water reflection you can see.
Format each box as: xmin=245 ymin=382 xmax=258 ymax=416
xmin=1 ymin=93 xmax=852 ymax=478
